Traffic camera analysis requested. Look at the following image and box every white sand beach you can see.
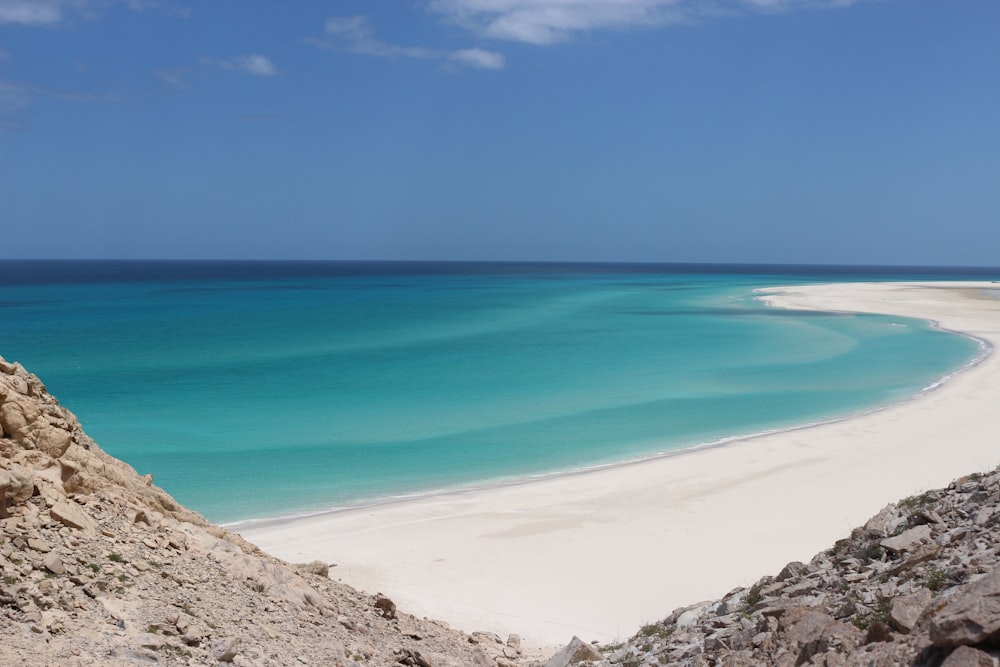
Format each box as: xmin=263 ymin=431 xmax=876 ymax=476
xmin=240 ymin=282 xmax=1000 ymax=649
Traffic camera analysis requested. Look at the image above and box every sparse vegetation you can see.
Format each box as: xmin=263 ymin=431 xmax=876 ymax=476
xmin=107 ymin=553 xmax=124 ymax=563
xmin=743 ymin=582 xmax=764 ymax=610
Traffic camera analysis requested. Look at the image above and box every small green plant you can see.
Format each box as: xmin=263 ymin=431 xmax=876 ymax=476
xmin=924 ymin=566 xmax=950 ymax=591
xmin=601 ymin=642 xmax=624 ymax=653
xmin=253 ymin=583 xmax=265 ymax=593
xmin=163 ymin=644 xmax=191 ymax=658
xmin=147 ymin=561 xmax=162 ymax=569
xmin=107 ymin=553 xmax=124 ymax=563
xmin=902 ymin=492 xmax=932 ymax=510
xmin=852 ymin=597 xmax=892 ymax=630
xmin=2 ymin=575 xmax=17 ymax=584
xmin=179 ymin=603 xmax=197 ymax=617
xmin=87 ymin=563 xmax=100 ymax=573
xmin=146 ymin=625 xmax=159 ymax=634
xmin=743 ymin=582 xmax=764 ymax=610
xmin=827 ymin=538 xmax=849 ymax=557
xmin=117 ymin=574 xmax=128 ymax=583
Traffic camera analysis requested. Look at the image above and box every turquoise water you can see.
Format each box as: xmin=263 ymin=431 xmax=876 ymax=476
xmin=0 ymin=262 xmax=988 ymax=523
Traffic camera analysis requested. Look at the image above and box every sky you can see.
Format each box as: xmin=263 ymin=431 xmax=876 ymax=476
xmin=1 ymin=0 xmax=998 ymax=265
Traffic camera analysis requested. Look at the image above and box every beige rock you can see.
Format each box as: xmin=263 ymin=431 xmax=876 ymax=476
xmin=42 ymin=553 xmax=65 ymax=575
xmin=49 ymin=499 xmax=98 ymax=535
xmin=0 ymin=396 xmax=42 ymax=438
xmin=0 ymin=463 xmax=34 ymax=517
xmin=544 ymin=636 xmax=603 ymax=667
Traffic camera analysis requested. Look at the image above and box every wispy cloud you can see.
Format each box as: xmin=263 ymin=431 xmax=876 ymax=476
xmin=0 ymin=0 xmax=190 ymax=26
xmin=200 ymin=54 xmax=279 ymax=77
xmin=153 ymin=67 xmax=191 ymax=89
xmin=308 ymin=15 xmax=506 ymax=70
xmin=0 ymin=0 xmax=63 ymax=25
xmin=427 ymin=0 xmax=869 ymax=45
xmin=0 ymin=78 xmax=122 ymax=131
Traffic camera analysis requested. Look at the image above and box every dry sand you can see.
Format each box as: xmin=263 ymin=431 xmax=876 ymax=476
xmin=240 ymin=281 xmax=1000 ymax=649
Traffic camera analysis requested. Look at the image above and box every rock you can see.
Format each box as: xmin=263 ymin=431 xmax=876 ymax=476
xmin=889 ymin=588 xmax=932 ymax=633
xmin=864 ymin=622 xmax=894 ymax=644
xmin=0 ymin=396 xmax=42 ymax=438
xmin=544 ymin=636 xmax=604 ymax=666
xmin=0 ymin=463 xmax=34 ymax=518
xmin=375 ymin=594 xmax=397 ymax=620
xmin=506 ymin=633 xmax=521 ymax=650
xmin=295 ymin=561 xmax=330 ymax=578
xmin=43 ymin=552 xmax=65 ymax=575
xmin=136 ymin=633 xmax=166 ymax=649
xmin=49 ymin=500 xmax=98 ymax=535
xmin=34 ymin=424 xmax=73 ymax=458
xmin=212 ymin=636 xmax=241 ymax=662
xmin=880 ymin=525 xmax=933 ymax=555
xmin=27 ymin=537 xmax=52 ymax=553
xmin=941 ymin=645 xmax=996 ymax=667
xmin=930 ymin=568 xmax=1000 ymax=646
xmin=776 ymin=561 xmax=807 ymax=582
xmin=865 ymin=505 xmax=903 ymax=537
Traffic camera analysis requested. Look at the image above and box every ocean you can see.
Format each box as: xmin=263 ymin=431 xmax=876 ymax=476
xmin=0 ymin=261 xmax=992 ymax=524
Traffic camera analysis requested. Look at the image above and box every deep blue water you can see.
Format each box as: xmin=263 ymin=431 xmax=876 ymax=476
xmin=0 ymin=261 xmax=993 ymax=523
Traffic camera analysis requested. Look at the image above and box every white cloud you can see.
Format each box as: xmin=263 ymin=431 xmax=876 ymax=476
xmin=310 ymin=15 xmax=505 ymax=70
xmin=0 ymin=81 xmax=35 ymax=113
xmin=428 ymin=0 xmax=872 ymax=44
xmin=450 ymin=48 xmax=506 ymax=70
xmin=0 ymin=0 xmax=63 ymax=25
xmin=201 ymin=54 xmax=279 ymax=77
xmin=232 ymin=54 xmax=278 ymax=77
xmin=0 ymin=0 xmax=190 ymax=26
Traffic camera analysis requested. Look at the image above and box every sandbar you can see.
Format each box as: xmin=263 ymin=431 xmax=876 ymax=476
xmin=240 ymin=281 xmax=1000 ymax=649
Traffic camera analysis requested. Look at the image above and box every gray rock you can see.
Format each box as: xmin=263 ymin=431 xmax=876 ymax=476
xmin=889 ymin=588 xmax=932 ymax=633
xmin=544 ymin=636 xmax=604 ymax=666
xmin=941 ymin=645 xmax=996 ymax=667
xmin=880 ymin=524 xmax=933 ymax=555
xmin=213 ymin=636 xmax=241 ymax=662
xmin=930 ymin=568 xmax=1000 ymax=646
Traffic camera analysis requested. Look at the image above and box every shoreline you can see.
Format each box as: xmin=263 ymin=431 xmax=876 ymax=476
xmin=240 ymin=281 xmax=1000 ymax=649
xmin=226 ymin=287 xmax=990 ymax=533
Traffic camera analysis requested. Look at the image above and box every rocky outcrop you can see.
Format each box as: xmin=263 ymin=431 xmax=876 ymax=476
xmin=0 ymin=356 xmax=542 ymax=666
xmin=561 ymin=468 xmax=1000 ymax=666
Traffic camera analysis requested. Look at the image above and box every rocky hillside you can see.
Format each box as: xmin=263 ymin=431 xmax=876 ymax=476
xmin=581 ymin=467 xmax=1000 ymax=666
xmin=0 ymin=355 xmax=544 ymax=667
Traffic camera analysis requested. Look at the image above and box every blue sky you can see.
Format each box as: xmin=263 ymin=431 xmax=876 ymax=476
xmin=1 ymin=1 xmax=998 ymax=265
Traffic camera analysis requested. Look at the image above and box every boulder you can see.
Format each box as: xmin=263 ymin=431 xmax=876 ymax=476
xmin=0 ymin=396 xmax=42 ymax=438
xmin=0 ymin=463 xmax=34 ymax=518
xmin=880 ymin=524 xmax=933 ymax=555
xmin=49 ymin=499 xmax=98 ymax=535
xmin=930 ymin=568 xmax=1000 ymax=646
xmin=375 ymin=594 xmax=397 ymax=620
xmin=889 ymin=588 xmax=932 ymax=633
xmin=941 ymin=645 xmax=996 ymax=667
xmin=544 ymin=636 xmax=603 ymax=667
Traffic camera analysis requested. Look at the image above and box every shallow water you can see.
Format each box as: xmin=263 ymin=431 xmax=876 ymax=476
xmin=0 ymin=262 xmax=988 ymax=523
